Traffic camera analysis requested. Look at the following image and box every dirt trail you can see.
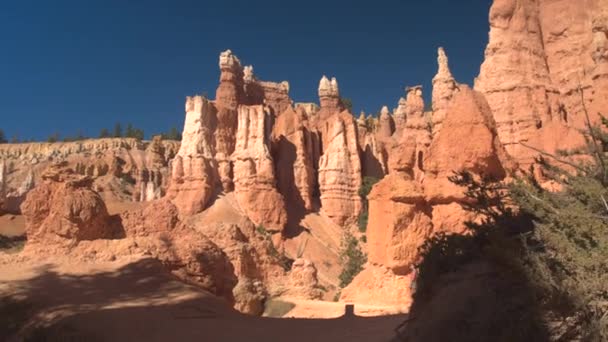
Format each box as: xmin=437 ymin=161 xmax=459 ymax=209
xmin=0 ymin=256 xmax=407 ymax=342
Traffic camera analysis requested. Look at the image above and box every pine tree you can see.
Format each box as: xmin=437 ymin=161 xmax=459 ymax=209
xmin=125 ymin=123 xmax=134 ymax=138
xmin=99 ymin=128 xmax=110 ymax=138
xmin=0 ymin=129 xmax=7 ymax=144
xmin=113 ymin=123 xmax=122 ymax=138
xmin=169 ymin=127 xmax=181 ymax=140
xmin=47 ymin=133 xmax=59 ymax=143
xmin=133 ymin=128 xmax=144 ymax=141
xmin=414 ymin=89 xmax=608 ymax=340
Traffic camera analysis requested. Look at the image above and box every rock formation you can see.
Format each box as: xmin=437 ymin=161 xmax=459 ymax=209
xmin=271 ymin=106 xmax=317 ymax=214
xmin=392 ymin=86 xmax=431 ymax=177
xmin=318 ymin=112 xmax=362 ymax=226
xmin=232 ymin=105 xmax=287 ymax=232
xmin=0 ymin=138 xmax=178 ymax=214
xmin=20 ymin=165 xmax=119 ymax=244
xmin=431 ymin=47 xmax=459 ymax=136
xmin=167 ymin=96 xmax=218 ymax=215
xmin=343 ymin=86 xmax=512 ymax=306
xmin=5 ymin=11 xmax=608 ymax=317
xmin=377 ymin=106 xmax=395 ymax=138
xmin=474 ymin=0 xmax=606 ymax=165
xmin=319 ymin=75 xmax=344 ymax=123
xmin=286 ymin=258 xmax=323 ymax=300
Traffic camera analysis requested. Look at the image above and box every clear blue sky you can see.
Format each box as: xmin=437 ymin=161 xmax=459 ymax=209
xmin=0 ymin=0 xmax=492 ymax=141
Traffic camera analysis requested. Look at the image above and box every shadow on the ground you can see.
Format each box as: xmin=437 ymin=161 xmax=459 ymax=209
xmin=2 ymin=257 xmax=406 ymax=342
xmin=392 ymin=233 xmax=550 ymax=342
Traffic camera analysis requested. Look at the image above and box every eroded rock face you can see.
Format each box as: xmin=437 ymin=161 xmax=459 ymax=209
xmin=393 ymin=86 xmax=431 ymax=177
xmin=318 ymin=76 xmax=343 ymax=114
xmin=344 ymin=87 xmax=511 ymax=307
xmin=431 ymin=47 xmax=459 ymax=136
xmin=271 ymin=106 xmax=317 ymax=213
xmin=377 ymin=106 xmax=395 ymax=138
xmin=474 ymin=0 xmax=604 ymax=165
xmin=0 ymin=138 xmax=179 ymax=213
xmin=318 ymin=112 xmax=362 ymax=226
xmin=120 ymin=199 xmax=237 ymax=303
xmin=286 ymin=258 xmax=323 ymax=300
xmin=232 ymin=105 xmax=287 ymax=232
xmin=20 ymin=166 xmax=119 ymax=244
xmin=167 ymin=96 xmax=218 ymax=216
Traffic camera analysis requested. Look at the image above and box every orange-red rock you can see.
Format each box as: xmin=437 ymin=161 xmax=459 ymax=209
xmin=271 ymin=106 xmax=317 ymax=213
xmin=286 ymin=258 xmax=323 ymax=300
xmin=20 ymin=165 xmax=118 ymax=244
xmin=347 ymin=86 xmax=512 ymax=306
xmin=167 ymin=96 xmax=218 ymax=216
xmin=318 ymin=112 xmax=362 ymax=226
xmin=474 ymin=0 xmax=602 ymax=165
xmin=232 ymin=105 xmax=287 ymax=232
xmin=120 ymin=199 xmax=237 ymax=303
xmin=431 ymin=47 xmax=459 ymax=136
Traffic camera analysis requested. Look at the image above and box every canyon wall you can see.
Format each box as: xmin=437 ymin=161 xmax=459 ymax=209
xmin=0 ymin=138 xmax=179 ymax=214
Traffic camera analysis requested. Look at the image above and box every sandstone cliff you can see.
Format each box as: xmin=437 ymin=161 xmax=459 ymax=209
xmin=0 ymin=138 xmax=178 ymax=214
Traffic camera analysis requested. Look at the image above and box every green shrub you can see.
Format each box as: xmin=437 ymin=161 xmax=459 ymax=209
xmin=357 ymin=176 xmax=380 ymax=232
xmin=339 ymin=232 xmax=367 ymax=288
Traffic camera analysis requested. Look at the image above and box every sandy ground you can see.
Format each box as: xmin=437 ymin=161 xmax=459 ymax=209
xmin=0 ymin=255 xmax=407 ymax=342
xmin=279 ymin=298 xmax=408 ymax=318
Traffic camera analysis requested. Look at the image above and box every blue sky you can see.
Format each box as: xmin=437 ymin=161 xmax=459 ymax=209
xmin=0 ymin=0 xmax=492 ymax=141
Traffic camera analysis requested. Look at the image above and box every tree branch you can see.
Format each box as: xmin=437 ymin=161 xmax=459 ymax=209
xmin=519 ymin=142 xmax=587 ymax=173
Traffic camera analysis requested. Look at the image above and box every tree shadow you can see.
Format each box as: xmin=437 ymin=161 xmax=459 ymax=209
xmin=2 ymin=257 xmax=408 ymax=342
xmin=394 ymin=173 xmax=550 ymax=341
xmin=393 ymin=230 xmax=550 ymax=341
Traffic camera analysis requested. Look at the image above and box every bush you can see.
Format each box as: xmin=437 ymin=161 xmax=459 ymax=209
xmin=413 ymin=105 xmax=608 ymax=340
xmin=358 ymin=176 xmax=379 ymax=232
xmin=341 ymin=97 xmax=353 ymax=113
xmin=257 ymin=225 xmax=293 ymax=272
xmin=339 ymin=232 xmax=367 ymax=288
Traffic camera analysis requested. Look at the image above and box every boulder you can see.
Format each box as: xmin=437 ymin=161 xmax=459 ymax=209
xmin=20 ymin=166 xmax=118 ymax=243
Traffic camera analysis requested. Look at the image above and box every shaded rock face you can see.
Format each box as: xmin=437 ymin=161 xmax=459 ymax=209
xmin=474 ymin=0 xmax=606 ymax=164
xmin=271 ymin=106 xmax=318 ymax=216
xmin=0 ymin=138 xmax=179 ymax=213
xmin=196 ymin=221 xmax=286 ymax=315
xmin=244 ymin=65 xmax=292 ymax=116
xmin=318 ymin=112 xmax=363 ymax=226
xmin=232 ymin=105 xmax=287 ymax=232
xmin=20 ymin=166 xmax=120 ymax=244
xmin=120 ymin=199 xmax=237 ymax=303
